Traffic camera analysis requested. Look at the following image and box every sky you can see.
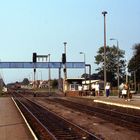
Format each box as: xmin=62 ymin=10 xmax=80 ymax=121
xmin=0 ymin=0 xmax=140 ymax=84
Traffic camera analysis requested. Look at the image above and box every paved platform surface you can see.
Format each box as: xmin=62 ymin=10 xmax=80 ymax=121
xmin=86 ymin=94 xmax=140 ymax=110
xmin=0 ymin=97 xmax=34 ymax=140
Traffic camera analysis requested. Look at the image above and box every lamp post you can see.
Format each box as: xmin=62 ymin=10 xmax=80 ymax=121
xmin=79 ymin=52 xmax=86 ymax=76
xmin=48 ymin=54 xmax=51 ymax=94
xmin=102 ymin=11 xmax=107 ymax=94
xmin=64 ymin=42 xmax=67 ymax=79
xmin=110 ymin=38 xmax=120 ymax=95
xmin=80 ymin=52 xmax=86 ymax=91
xmin=125 ymin=59 xmax=128 ymax=83
xmin=40 ymin=71 xmax=42 ymax=81
xmin=134 ymin=56 xmax=136 ymax=92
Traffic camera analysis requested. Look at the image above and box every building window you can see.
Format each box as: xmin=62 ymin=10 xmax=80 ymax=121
xmin=70 ymin=84 xmax=79 ymax=91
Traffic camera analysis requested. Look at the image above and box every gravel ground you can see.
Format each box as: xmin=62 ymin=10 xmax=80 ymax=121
xmin=32 ymin=97 xmax=140 ymax=140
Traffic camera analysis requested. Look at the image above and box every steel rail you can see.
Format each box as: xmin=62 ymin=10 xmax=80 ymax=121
xmin=13 ymin=95 xmax=57 ymax=140
xmin=44 ymin=98 xmax=140 ymax=132
xmin=13 ymin=95 xmax=101 ymax=140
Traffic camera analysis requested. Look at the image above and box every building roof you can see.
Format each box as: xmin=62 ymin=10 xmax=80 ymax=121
xmin=82 ymin=80 xmax=104 ymax=84
xmin=66 ymin=78 xmax=84 ymax=81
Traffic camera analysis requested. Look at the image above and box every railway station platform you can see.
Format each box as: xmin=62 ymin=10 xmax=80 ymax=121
xmin=0 ymin=97 xmax=34 ymax=140
xmin=85 ymin=94 xmax=140 ymax=110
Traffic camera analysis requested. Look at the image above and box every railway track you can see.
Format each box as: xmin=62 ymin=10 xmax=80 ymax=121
xmin=44 ymin=98 xmax=140 ymax=132
xmin=13 ymin=95 xmax=101 ymax=140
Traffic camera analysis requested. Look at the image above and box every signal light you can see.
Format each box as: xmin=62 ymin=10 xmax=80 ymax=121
xmin=63 ymin=68 xmax=66 ymax=73
xmin=33 ymin=53 xmax=37 ymax=63
xmin=62 ymin=53 xmax=66 ymax=64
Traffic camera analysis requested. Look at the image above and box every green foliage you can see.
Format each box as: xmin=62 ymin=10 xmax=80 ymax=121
xmin=22 ymin=78 xmax=29 ymax=85
xmin=128 ymin=43 xmax=140 ymax=82
xmin=81 ymin=73 xmax=89 ymax=79
xmin=94 ymin=46 xmax=126 ymax=85
xmin=51 ymin=79 xmax=58 ymax=88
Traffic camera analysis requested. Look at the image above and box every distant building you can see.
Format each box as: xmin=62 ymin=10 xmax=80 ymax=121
xmin=82 ymin=80 xmax=104 ymax=90
xmin=66 ymin=78 xmax=84 ymax=91
xmin=29 ymin=80 xmax=49 ymax=88
xmin=39 ymin=80 xmax=48 ymax=88
xmin=65 ymin=78 xmax=104 ymax=92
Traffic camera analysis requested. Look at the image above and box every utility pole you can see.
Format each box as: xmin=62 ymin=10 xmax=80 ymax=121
xmin=110 ymin=38 xmax=120 ymax=95
xmin=134 ymin=55 xmax=137 ymax=91
xmin=80 ymin=52 xmax=86 ymax=85
xmin=63 ymin=42 xmax=67 ymax=95
xmin=48 ymin=54 xmax=51 ymax=94
xmin=102 ymin=11 xmax=107 ymax=95
xmin=33 ymin=53 xmax=37 ymax=89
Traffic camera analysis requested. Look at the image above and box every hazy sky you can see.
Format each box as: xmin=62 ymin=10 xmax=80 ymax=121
xmin=0 ymin=0 xmax=140 ymax=83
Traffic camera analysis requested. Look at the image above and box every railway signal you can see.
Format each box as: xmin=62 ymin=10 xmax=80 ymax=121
xmin=62 ymin=53 xmax=66 ymax=64
xmin=33 ymin=52 xmax=37 ymax=63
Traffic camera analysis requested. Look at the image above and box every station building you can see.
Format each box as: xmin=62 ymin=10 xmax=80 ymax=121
xmin=65 ymin=78 xmax=104 ymax=96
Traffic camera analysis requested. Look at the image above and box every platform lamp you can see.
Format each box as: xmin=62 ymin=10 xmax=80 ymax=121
xmin=102 ymin=11 xmax=108 ymax=95
xmin=110 ymin=38 xmax=120 ymax=96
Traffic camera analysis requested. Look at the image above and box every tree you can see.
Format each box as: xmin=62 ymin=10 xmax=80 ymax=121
xmin=94 ymin=46 xmax=126 ymax=85
xmin=81 ymin=73 xmax=90 ymax=79
xmin=51 ymin=79 xmax=58 ymax=89
xmin=22 ymin=78 xmax=29 ymax=85
xmin=90 ymin=73 xmax=100 ymax=80
xmin=128 ymin=43 xmax=140 ymax=83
